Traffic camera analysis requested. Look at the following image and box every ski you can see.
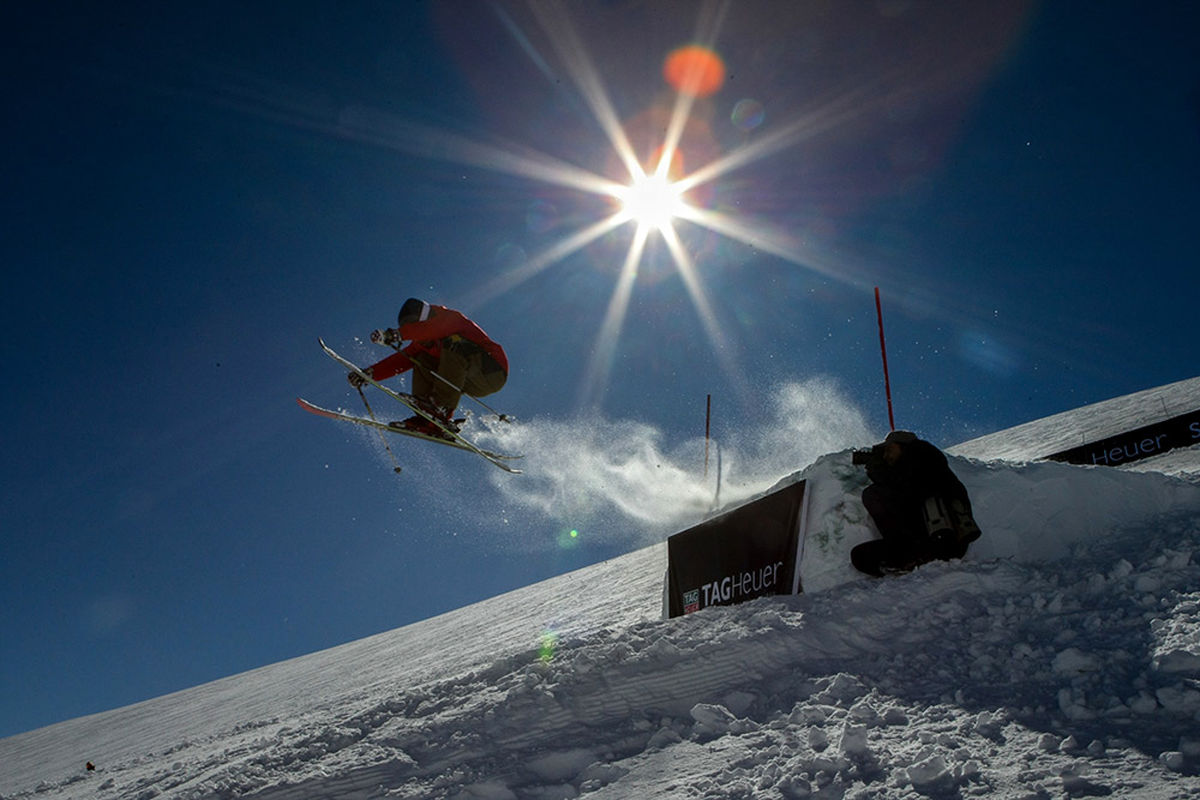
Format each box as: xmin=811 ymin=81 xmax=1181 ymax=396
xmin=296 ymin=398 xmax=520 ymax=464
xmin=311 ymin=338 xmax=523 ymax=473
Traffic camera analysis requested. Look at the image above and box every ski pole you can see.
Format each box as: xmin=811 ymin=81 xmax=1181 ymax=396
xmin=358 ymin=387 xmax=403 ymax=474
xmin=424 ymin=368 xmax=513 ymax=423
xmin=376 ymin=334 xmax=513 ymax=423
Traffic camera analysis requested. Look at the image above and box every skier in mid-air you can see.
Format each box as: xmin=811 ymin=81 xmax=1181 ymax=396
xmin=348 ymin=298 xmax=508 ymax=437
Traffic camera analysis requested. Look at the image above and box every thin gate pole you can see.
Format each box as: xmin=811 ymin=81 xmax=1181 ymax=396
xmin=875 ymin=287 xmax=896 ymax=431
xmin=704 ymin=394 xmax=712 ymax=479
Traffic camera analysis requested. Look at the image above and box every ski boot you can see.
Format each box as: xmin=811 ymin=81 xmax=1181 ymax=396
xmin=393 ymin=415 xmax=460 ymax=439
xmin=391 ymin=396 xmax=462 ymax=440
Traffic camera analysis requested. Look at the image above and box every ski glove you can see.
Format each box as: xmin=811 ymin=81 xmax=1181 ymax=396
xmin=371 ymin=328 xmax=402 ymax=347
xmin=347 ymin=367 xmax=373 ymax=388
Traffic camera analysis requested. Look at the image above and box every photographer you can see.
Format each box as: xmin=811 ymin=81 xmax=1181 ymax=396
xmin=850 ymin=430 xmax=981 ymax=576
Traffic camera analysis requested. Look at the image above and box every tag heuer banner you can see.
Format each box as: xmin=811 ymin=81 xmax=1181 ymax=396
xmin=666 ymin=480 xmax=810 ymax=618
xmin=1045 ymin=408 xmax=1200 ymax=468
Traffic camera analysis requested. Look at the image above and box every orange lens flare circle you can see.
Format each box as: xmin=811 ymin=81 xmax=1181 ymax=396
xmin=650 ymin=144 xmax=685 ymax=180
xmin=663 ymin=46 xmax=726 ymax=98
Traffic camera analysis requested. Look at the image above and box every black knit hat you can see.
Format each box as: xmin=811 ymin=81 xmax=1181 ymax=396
xmin=398 ymin=298 xmax=427 ymax=326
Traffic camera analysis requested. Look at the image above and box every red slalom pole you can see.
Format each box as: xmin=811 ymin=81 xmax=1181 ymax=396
xmin=874 ymin=287 xmax=896 ymax=431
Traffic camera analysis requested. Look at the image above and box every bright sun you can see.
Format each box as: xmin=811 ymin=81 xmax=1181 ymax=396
xmin=616 ymin=172 xmax=688 ymax=233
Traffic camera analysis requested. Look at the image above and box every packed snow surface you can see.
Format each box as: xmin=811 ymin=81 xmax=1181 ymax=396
xmin=947 ymin=375 xmax=1200 ymax=464
xmin=4 ymin=383 xmax=1200 ymax=799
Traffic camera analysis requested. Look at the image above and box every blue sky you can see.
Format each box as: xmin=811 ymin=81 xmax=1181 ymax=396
xmin=2 ymin=1 xmax=1197 ymax=738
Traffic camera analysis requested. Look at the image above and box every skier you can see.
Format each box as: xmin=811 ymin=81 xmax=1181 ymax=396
xmin=348 ymin=298 xmax=508 ymax=436
xmin=850 ymin=430 xmax=981 ymax=576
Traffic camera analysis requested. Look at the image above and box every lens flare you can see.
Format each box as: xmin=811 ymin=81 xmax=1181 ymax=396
xmin=731 ymin=98 xmax=765 ymax=131
xmin=556 ymin=527 xmax=581 ymax=548
xmin=538 ymin=631 xmax=559 ymax=662
xmin=663 ymin=45 xmax=726 ymax=97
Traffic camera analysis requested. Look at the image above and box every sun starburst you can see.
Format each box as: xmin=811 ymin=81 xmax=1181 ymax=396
xmin=613 ymin=169 xmax=689 ymax=234
xmin=329 ymin=4 xmax=845 ymax=412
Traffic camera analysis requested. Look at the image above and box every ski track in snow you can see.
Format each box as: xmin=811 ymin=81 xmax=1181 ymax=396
xmin=5 ymin=391 xmax=1200 ymax=799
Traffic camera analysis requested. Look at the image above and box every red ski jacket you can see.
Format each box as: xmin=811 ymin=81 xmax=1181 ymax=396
xmin=368 ymin=304 xmax=508 ymax=382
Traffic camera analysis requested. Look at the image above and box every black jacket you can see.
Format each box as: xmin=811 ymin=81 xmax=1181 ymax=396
xmin=864 ymin=439 xmax=971 ymax=508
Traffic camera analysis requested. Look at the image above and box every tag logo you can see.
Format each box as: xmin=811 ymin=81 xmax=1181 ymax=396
xmin=683 ymin=589 xmax=700 ymax=614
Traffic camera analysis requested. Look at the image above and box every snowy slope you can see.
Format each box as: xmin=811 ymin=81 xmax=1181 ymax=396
xmin=947 ymin=375 xmax=1200 ymax=463
xmin=4 ymin=381 xmax=1200 ymax=799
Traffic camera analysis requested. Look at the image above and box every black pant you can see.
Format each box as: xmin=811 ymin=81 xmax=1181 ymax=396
xmin=851 ymin=484 xmax=931 ymax=576
xmin=852 ymin=484 xmax=970 ymax=576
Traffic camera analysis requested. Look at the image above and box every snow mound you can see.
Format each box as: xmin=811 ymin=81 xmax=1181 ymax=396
xmin=4 ymin=453 xmax=1200 ymax=798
